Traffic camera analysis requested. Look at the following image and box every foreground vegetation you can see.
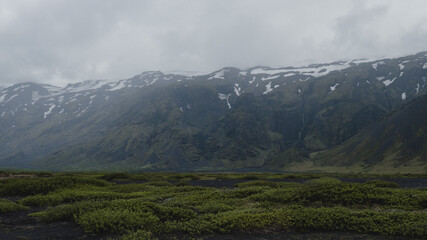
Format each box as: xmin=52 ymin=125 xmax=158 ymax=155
xmin=0 ymin=172 xmax=426 ymax=239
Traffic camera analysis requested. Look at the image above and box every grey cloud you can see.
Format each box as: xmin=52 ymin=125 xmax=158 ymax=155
xmin=0 ymin=0 xmax=427 ymax=86
xmin=334 ymin=2 xmax=389 ymax=55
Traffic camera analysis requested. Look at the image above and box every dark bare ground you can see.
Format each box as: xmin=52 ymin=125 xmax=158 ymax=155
xmin=158 ymin=232 xmax=418 ymax=240
xmin=113 ymin=178 xmax=427 ymax=189
xmin=0 ymin=208 xmax=109 ymax=240
xmin=185 ymin=178 xmax=427 ymax=189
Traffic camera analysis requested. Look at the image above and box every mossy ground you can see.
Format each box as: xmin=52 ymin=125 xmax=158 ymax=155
xmin=0 ymin=172 xmax=426 ymax=239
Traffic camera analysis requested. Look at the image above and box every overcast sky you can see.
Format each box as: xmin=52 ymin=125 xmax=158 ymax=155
xmin=1 ymin=0 xmax=427 ymax=87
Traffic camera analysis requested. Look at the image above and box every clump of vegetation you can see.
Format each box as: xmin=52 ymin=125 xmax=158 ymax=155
xmin=77 ymin=209 xmax=160 ymax=233
xmin=0 ymin=176 xmax=109 ymax=196
xmin=99 ymin=173 xmax=131 ymax=181
xmin=307 ymin=177 xmax=342 ymax=184
xmin=365 ymin=179 xmax=400 ymax=188
xmin=18 ymin=188 xmax=126 ymax=206
xmin=0 ymin=198 xmax=29 ymax=213
xmin=174 ymin=180 xmax=190 ymax=187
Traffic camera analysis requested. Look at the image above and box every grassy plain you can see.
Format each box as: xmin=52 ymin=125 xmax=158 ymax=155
xmin=0 ymin=171 xmax=426 ymax=239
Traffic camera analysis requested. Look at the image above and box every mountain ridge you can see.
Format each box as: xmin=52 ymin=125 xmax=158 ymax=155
xmin=1 ymin=51 xmax=427 ymax=172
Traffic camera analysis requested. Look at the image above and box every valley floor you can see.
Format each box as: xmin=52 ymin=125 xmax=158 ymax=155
xmin=0 ymin=172 xmax=426 ymax=240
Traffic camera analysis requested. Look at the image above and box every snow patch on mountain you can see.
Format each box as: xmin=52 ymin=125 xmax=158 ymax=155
xmin=163 ymin=70 xmax=207 ymax=77
xmin=261 ymin=75 xmax=280 ymax=81
xmin=66 ymin=98 xmax=77 ymax=104
xmin=251 ymin=68 xmax=287 ymax=75
xmin=351 ymin=59 xmax=378 ymax=64
xmin=208 ymin=69 xmax=225 ymax=80
xmin=218 ymin=93 xmax=231 ymax=109
xmin=144 ymin=77 xmax=158 ymax=86
xmin=64 ymin=80 xmax=107 ymax=93
xmin=401 ymin=92 xmax=406 ymax=100
xmin=248 ymin=76 xmax=256 ymax=84
xmin=58 ymin=96 xmax=64 ymax=104
xmin=234 ymin=84 xmax=242 ymax=96
xmin=32 ymin=91 xmax=42 ymax=102
xmin=383 ymin=77 xmax=396 ymax=86
xmin=6 ymin=94 xmax=18 ymax=102
xmin=44 ymin=104 xmax=55 ymax=118
xmin=41 ymin=84 xmax=62 ymax=94
xmin=329 ymin=83 xmax=339 ymax=92
xmin=251 ymin=61 xmax=353 ymax=79
xmin=263 ymin=82 xmax=273 ymax=95
xmin=13 ymin=84 xmax=31 ymax=92
xmin=76 ymin=106 xmax=90 ymax=117
xmin=108 ymin=81 xmax=127 ymax=91
xmin=372 ymin=61 xmax=384 ymax=70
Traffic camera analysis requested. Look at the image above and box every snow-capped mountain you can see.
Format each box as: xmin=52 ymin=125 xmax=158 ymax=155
xmin=1 ymin=51 xmax=427 ymax=171
xmin=2 ymin=52 xmax=426 ymax=122
xmin=0 ymin=72 xmax=188 ymax=122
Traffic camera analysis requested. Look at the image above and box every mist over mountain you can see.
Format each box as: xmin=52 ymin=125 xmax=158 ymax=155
xmin=1 ymin=52 xmax=427 ymax=173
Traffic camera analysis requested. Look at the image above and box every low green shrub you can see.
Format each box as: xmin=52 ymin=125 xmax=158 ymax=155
xmin=143 ymin=181 xmax=172 ymax=187
xmin=194 ymin=201 xmax=235 ymax=214
xmin=238 ymin=174 xmax=261 ymax=180
xmin=160 ymin=207 xmax=427 ymax=237
xmin=307 ymin=177 xmax=342 ymax=184
xmin=29 ymin=200 xmax=109 ymax=222
xmin=77 ymin=209 xmax=160 ymax=233
xmin=273 ymin=207 xmax=427 ymax=237
xmin=246 ymin=181 xmax=426 ymax=210
xmin=226 ymin=186 xmax=267 ymax=199
xmin=19 ymin=189 xmax=125 ymax=206
xmin=0 ymin=198 xmax=29 ymax=213
xmin=0 ymin=176 xmax=109 ymax=196
xmin=365 ymin=180 xmax=400 ymax=188
xmin=174 ymin=180 xmax=190 ymax=187
xmin=249 ymin=188 xmax=298 ymax=203
xmin=108 ymin=184 xmax=151 ymax=193
xmin=100 ymin=173 xmax=131 ymax=181
xmin=20 ymin=173 xmax=427 ymax=238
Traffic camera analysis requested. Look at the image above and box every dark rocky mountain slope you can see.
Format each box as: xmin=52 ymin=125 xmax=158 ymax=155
xmin=305 ymin=93 xmax=427 ymax=173
xmin=1 ymin=52 xmax=427 ymax=172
